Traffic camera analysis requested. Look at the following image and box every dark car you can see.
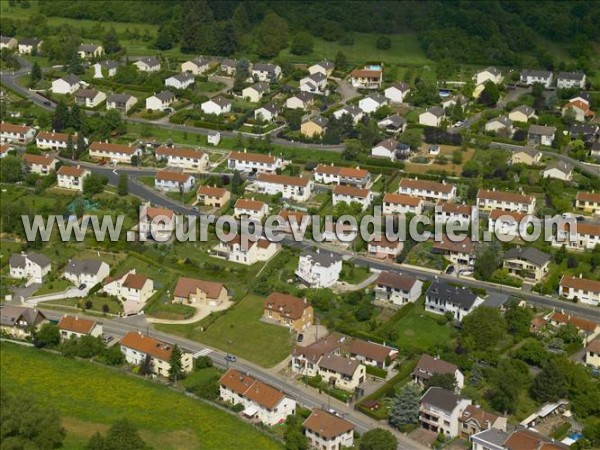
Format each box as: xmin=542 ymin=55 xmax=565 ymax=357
xmin=78 ymin=284 xmax=87 ymax=290
xmin=297 ymin=333 xmax=304 ymax=343
xmin=445 ymin=265 xmax=455 ymax=275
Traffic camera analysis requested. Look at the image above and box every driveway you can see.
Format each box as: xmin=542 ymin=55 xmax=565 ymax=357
xmin=334 ymin=78 xmax=358 ymax=105
xmin=10 ymin=282 xmax=41 ymax=302
xmin=26 ymin=286 xmax=89 ymax=305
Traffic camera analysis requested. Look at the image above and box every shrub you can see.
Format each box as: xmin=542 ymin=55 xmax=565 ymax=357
xmin=366 ymin=365 xmax=388 ymax=379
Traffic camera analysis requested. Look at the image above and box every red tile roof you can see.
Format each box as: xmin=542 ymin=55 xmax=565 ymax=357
xmin=383 ymin=193 xmax=423 ymax=207
xmin=58 ymin=315 xmax=97 ymax=334
xmin=23 ymin=153 xmax=55 ymax=166
xmin=577 ymin=192 xmax=600 ymax=204
xmin=156 ymin=169 xmax=192 ymax=183
xmin=219 ymin=369 xmax=285 ymax=409
xmin=350 ymin=69 xmax=382 ymax=79
xmin=0 ymin=122 xmax=34 ymax=134
xmin=436 ymin=201 xmax=472 ymax=216
xmin=156 ymin=146 xmax=205 ymax=159
xmin=229 ymin=151 xmax=275 ymax=164
xmin=173 ymin=277 xmax=225 ymax=300
xmin=333 ymin=185 xmax=370 ymax=198
xmin=57 ymin=165 xmax=86 ymax=177
xmin=122 ymin=273 xmax=149 ymax=290
xmin=90 ymin=141 xmax=136 ymax=155
xmin=560 ymin=275 xmax=600 ymax=294
xmin=37 ymin=131 xmax=72 ymax=142
xmin=197 ymin=185 xmax=228 ymax=198
xmin=477 ymin=188 xmax=534 ymax=204
xmin=550 ymin=311 xmax=599 ymax=333
xmin=256 ymin=173 xmax=310 ymax=187
xmin=400 ymin=178 xmax=454 ymax=194
xmin=264 ymin=292 xmax=310 ymax=320
xmin=120 ymin=331 xmax=174 ymax=361
xmin=432 ymin=236 xmax=474 ymax=254
xmin=376 ymin=271 xmax=418 ymax=291
xmin=235 ymin=198 xmax=266 ymax=211
xmin=144 ymin=206 xmax=175 ymax=219
xmin=303 ymin=409 xmax=354 ymax=439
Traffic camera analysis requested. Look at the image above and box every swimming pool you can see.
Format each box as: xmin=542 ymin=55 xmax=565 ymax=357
xmin=366 ymin=65 xmax=382 ymax=71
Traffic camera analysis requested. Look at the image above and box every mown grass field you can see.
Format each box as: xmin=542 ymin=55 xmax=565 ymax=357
xmin=0 ymin=342 xmax=282 ymax=450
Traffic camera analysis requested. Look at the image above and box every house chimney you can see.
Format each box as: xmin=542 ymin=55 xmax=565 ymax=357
xmin=579 ymin=273 xmax=582 ymax=279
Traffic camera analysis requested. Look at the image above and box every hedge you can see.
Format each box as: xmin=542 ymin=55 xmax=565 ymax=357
xmin=365 ymin=365 xmax=388 ymax=379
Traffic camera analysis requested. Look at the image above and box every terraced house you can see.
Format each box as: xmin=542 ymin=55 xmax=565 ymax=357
xmin=332 ymin=185 xmax=374 ymax=211
xmin=559 ymin=275 xmax=600 ymax=306
xmin=22 ymin=153 xmax=57 ymax=176
xmin=228 ymin=150 xmax=283 ymax=173
xmin=155 ymin=146 xmax=209 ymax=172
xmin=314 ymin=164 xmax=371 ymax=188
xmin=196 ymin=185 xmax=230 ymax=208
xmin=154 ymin=169 xmax=195 ymax=193
xmin=398 ymin=178 xmax=456 ymax=202
xmin=253 ymin=173 xmax=313 ymax=202
xmin=382 ymin=193 xmax=424 ymax=215
xmin=476 ymin=189 xmax=536 ymax=214
xmin=0 ymin=122 xmax=36 ymax=144
xmin=89 ymin=141 xmax=141 ymax=164
xmin=35 ymin=131 xmax=80 ymax=151
xmin=435 ymin=202 xmax=477 ymax=227
xmin=575 ymin=191 xmax=600 ymax=215
xmin=553 ymin=222 xmax=600 ymax=251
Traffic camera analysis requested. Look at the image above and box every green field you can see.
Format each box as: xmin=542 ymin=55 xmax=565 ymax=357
xmin=0 ymin=342 xmax=282 ymax=450
xmin=155 ymin=293 xmax=294 ymax=368
xmin=393 ymin=304 xmax=454 ymax=353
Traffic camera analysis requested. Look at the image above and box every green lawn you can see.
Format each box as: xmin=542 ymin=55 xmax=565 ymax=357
xmin=155 ymin=293 xmax=294 ymax=367
xmin=33 ymin=278 xmax=73 ymax=296
xmin=0 ymin=342 xmax=281 ymax=450
xmin=46 ymin=295 xmax=124 ymax=315
xmin=393 ymin=304 xmax=454 ymax=353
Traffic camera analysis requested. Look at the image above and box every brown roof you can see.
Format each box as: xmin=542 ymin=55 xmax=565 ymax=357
xmin=156 ymin=169 xmax=192 ymax=183
xmin=293 ymin=333 xmax=344 ymax=362
xmin=477 ymin=189 xmax=534 ymax=204
xmin=58 ymin=315 xmax=97 ymax=334
xmin=348 ymin=340 xmax=396 ymax=364
xmin=575 ymin=222 xmax=600 ymax=237
xmin=587 ymin=339 xmax=600 ymax=354
xmin=383 ymin=193 xmax=423 ymax=207
xmin=23 ymin=153 xmax=55 ymax=166
xmin=256 ymin=173 xmax=310 ymax=187
xmin=369 ymin=235 xmax=401 ymax=248
xmin=376 ymin=271 xmax=418 ymax=291
xmin=315 ymin=164 xmax=342 ymax=175
xmin=333 ymin=185 xmax=370 ymax=198
xmin=264 ymin=292 xmax=309 ymax=320
xmin=560 ymin=275 xmax=600 ymax=294
xmin=219 ymin=369 xmax=285 ymax=410
xmin=277 ymin=209 xmax=308 ymax=222
xmin=197 ymin=185 xmax=228 ymax=198
xmin=0 ymin=144 xmax=10 ymax=154
xmin=303 ymin=409 xmax=354 ymax=439
xmin=318 ymin=354 xmax=361 ymax=376
xmin=90 ymin=141 xmax=136 ymax=155
xmin=57 ymin=165 xmax=86 ymax=177
xmin=37 ymin=131 xmax=72 ymax=142
xmin=173 ymin=277 xmax=224 ymax=300
xmin=459 ymin=405 xmax=500 ymax=427
xmin=413 ymin=354 xmax=457 ymax=379
xmin=550 ymin=311 xmax=599 ymax=333
xmin=122 ymin=273 xmax=149 ymax=290
xmin=350 ymin=69 xmax=382 ymax=79
xmin=156 ymin=146 xmax=205 ymax=159
xmin=338 ymin=167 xmax=368 ymax=179
xmin=235 ymin=198 xmax=266 ymax=211
xmin=504 ymin=429 xmax=569 ymax=450
xmin=577 ymin=192 xmax=600 ymax=203
xmin=120 ymin=331 xmax=174 ymax=361
xmin=436 ymin=201 xmax=472 ymax=216
xmin=489 ymin=209 xmax=532 ymax=221
xmin=229 ymin=151 xmax=275 ymax=164
xmin=0 ymin=122 xmax=34 ymax=134
xmin=399 ymin=178 xmax=454 ymax=194
xmin=432 ymin=236 xmax=474 ymax=254
xmin=145 ymin=207 xmax=175 ymax=219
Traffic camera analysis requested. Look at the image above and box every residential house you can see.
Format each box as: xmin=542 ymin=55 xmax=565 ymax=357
xmin=377 ymin=114 xmax=407 ymax=134
xmin=425 ymin=279 xmax=483 ymax=321
xmin=476 ymin=188 xmax=536 ymax=213
xmin=382 ymin=193 xmax=424 ymax=215
xmin=154 ymin=169 xmax=195 ymax=193
xmin=286 ymin=91 xmax=314 ymax=110
xmin=242 ymin=82 xmax=269 ymax=103
xmin=308 ymin=61 xmax=334 ymax=77
xmin=441 ymin=94 xmax=468 ymax=110
xmin=435 ymin=202 xmax=477 ymax=227
xmin=332 ymin=185 xmax=374 ymax=211
xmin=520 ymin=69 xmax=553 ymax=88
xmin=35 ymin=130 xmax=78 ymax=151
xmin=74 ymin=88 xmax=107 ymax=108
xmin=419 ymin=387 xmax=472 ymax=437
xmin=510 ymin=148 xmax=541 ymax=165
xmin=432 ymin=236 xmax=476 ymax=266
xmin=296 ymin=249 xmax=342 ymax=288
xmin=553 ymin=222 xmax=600 ymax=251
xmin=233 ymin=198 xmax=269 ymax=221
xmin=300 ymin=72 xmax=327 ymax=94
xmin=502 ymin=247 xmax=551 ymax=282
xmin=488 ymin=210 xmax=534 ymax=237
xmin=333 ymin=104 xmax=363 ymax=124
xmin=399 ymin=178 xmax=457 ymax=202
xmin=413 ymin=354 xmax=465 ymax=390
xmin=165 ymin=72 xmax=195 ymax=90
xmin=196 ymin=185 xmax=231 ymax=208
xmin=18 ymin=37 xmax=42 ymax=54
xmin=585 ymin=339 xmax=600 ymax=368
xmin=172 ymin=277 xmax=228 ymax=307
xmin=459 ymin=405 xmax=507 ymax=439
xmin=528 ymin=124 xmax=556 ymax=146
xmin=9 ymin=253 xmax=51 ymax=283
xmin=51 ymin=75 xmax=81 ymax=95
xmin=419 ymin=106 xmax=445 ymax=127
xmin=557 ymin=72 xmax=586 ymax=89
xmin=313 ymin=164 xmax=370 ymax=188
xmin=375 ymin=271 xmax=423 ymax=306
xmin=300 ymin=116 xmax=328 ymax=138
xmin=23 ymin=153 xmax=57 ymax=176
xmin=254 ymin=173 xmax=313 ymax=202
xmin=133 ymin=57 xmax=161 ymax=72
xmin=384 ymin=82 xmax=410 ymax=103
xmin=0 ymin=122 xmax=36 ymax=144
xmin=120 ymin=331 xmax=193 ymax=377
xmin=349 ymin=340 xmax=398 ymax=370
xmin=548 ymin=311 xmax=600 ymax=344
xmin=181 ymin=57 xmax=210 ymax=75
xmin=78 ymin=43 xmax=103 ymax=59
xmin=56 ymin=165 xmax=89 ymax=191
xmin=358 ymin=93 xmax=388 ymax=114
xmin=474 ymin=67 xmax=502 ymax=86
xmin=371 ymin=138 xmax=411 ymax=161
xmin=219 ymin=369 xmax=296 ymax=426
xmin=0 ymin=306 xmax=47 ymax=340
xmin=138 ymin=206 xmax=175 ymax=241
xmin=542 ymin=161 xmax=573 ymax=181
xmin=145 ymin=91 xmax=175 ymax=111
xmin=0 ymin=35 xmax=17 ymax=50
xmin=303 ymin=409 xmax=354 ymax=450
xmin=485 ymin=116 xmax=513 ymax=136
xmin=317 ymin=353 xmax=366 ymax=391
xmin=102 ymin=270 xmax=154 ymax=314
xmin=349 ymin=67 xmax=382 ymax=89
xmin=562 ymin=99 xmax=594 ymax=122
xmin=208 ymin=131 xmax=221 ymax=146
xmin=251 ymin=63 xmax=282 ymax=82
xmin=89 ymin=141 xmax=140 ymax=164
xmin=63 ymin=259 xmax=109 ymax=286
xmin=0 ymin=143 xmax=12 ymax=158
xmin=508 ymin=105 xmax=537 ymax=123
xmin=575 ymin=191 xmax=600 ymax=216
xmin=559 ymin=275 xmax=600 ymax=306
xmin=216 ymin=236 xmax=279 ymax=265
xmin=58 ymin=315 xmax=102 ymax=340
xmin=263 ymin=292 xmax=313 ymax=332
xmin=254 ymin=103 xmax=279 ymax=123
xmin=155 ymin=146 xmax=209 ymax=172
xmin=291 ymin=333 xmax=345 ymax=376
xmin=368 ymin=235 xmax=403 ymax=258
xmin=471 ymin=429 xmax=569 ymax=450
xmin=106 ymin=93 xmax=137 ymax=113
xmin=92 ymin=60 xmax=119 ymax=78
xmin=569 ymin=123 xmax=599 ymax=143
xmin=220 ymin=59 xmax=236 ymax=76
xmin=201 ymin=95 xmax=232 ymax=115
xmin=228 ymin=150 xmax=283 ymax=173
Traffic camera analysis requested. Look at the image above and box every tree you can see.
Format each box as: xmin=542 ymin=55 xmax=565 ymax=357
xmin=504 ymin=301 xmax=533 ymax=338
xmin=65 ymin=133 xmax=75 ymax=159
xmin=86 ymin=419 xmax=149 ymax=450
xmin=168 ymin=344 xmax=183 ymax=382
xmin=290 ymin=32 xmax=314 ymax=55
xmin=231 ymin=3 xmax=250 ymax=43
xmin=334 ymin=51 xmax=348 ymax=71
xmin=77 ymin=133 xmax=88 ymax=157
xmin=375 ymin=36 xmax=392 ymax=50
xmin=514 ymin=338 xmax=548 ymax=367
xmin=478 ymin=81 xmax=500 ymax=106
xmin=33 ymin=323 xmax=61 ymax=348
xmin=474 ymin=243 xmax=500 ymax=280
xmin=398 ymin=128 xmax=423 ymax=149
xmin=67 ymin=49 xmax=84 ymax=74
xmin=389 ymin=383 xmax=420 ymax=429
xmin=83 ymin=173 xmax=108 ymax=196
xmin=103 ymin=343 xmax=125 ymax=366
xmin=256 ymin=12 xmax=289 ymax=58
xmin=531 ymin=359 xmax=568 ymax=403
xmin=231 ymin=170 xmax=242 ymax=195
xmin=461 ymin=306 xmax=507 ymax=351
xmin=118 ymin=173 xmax=129 ymax=196
xmin=139 ymin=354 xmax=153 ymax=376
xmin=180 ymin=0 xmax=217 ymax=54
xmin=488 ymin=359 xmax=531 ymax=413
xmin=360 ymin=428 xmax=397 ymax=450
xmin=155 ymin=23 xmax=176 ymax=50
xmin=29 ymin=61 xmax=42 ymax=86
xmin=425 ymin=373 xmax=457 ymax=391
xmin=1 ymin=389 xmax=65 ymax=449
xmin=69 ymin=103 xmax=86 ymax=131
xmin=284 ymin=429 xmax=308 ymax=450
xmin=102 ymin=27 xmax=122 ymax=54
xmin=0 ymin=155 xmax=23 ymax=183
xmin=53 ymin=100 xmax=70 ymax=132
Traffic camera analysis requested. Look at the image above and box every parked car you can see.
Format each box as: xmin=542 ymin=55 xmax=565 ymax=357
xmin=297 ymin=333 xmax=304 ymax=343
xmin=78 ymin=284 xmax=86 ymax=290
xmin=225 ymin=354 xmax=237 ymax=363
xmin=445 ymin=265 xmax=455 ymax=275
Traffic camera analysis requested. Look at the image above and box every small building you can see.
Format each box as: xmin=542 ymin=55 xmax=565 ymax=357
xmin=332 ymin=104 xmax=363 ymax=124
xmin=56 ymin=165 xmax=90 ymax=191
xmin=419 ymin=106 xmax=445 ymax=127
xmin=251 ymin=63 xmax=282 ymax=82
xmin=502 ymin=247 xmax=551 ymax=282
xmin=208 ymin=131 xmax=221 ymax=146
xmin=300 ymin=116 xmax=328 ymax=138
xmin=459 ymin=405 xmax=507 ymax=439
xmin=154 ymin=169 xmax=195 ymax=193
xmin=233 ymin=198 xmax=269 ymax=221
xmin=172 ymin=277 xmax=228 ymax=307
xmin=23 ymin=153 xmax=57 ymax=176
xmin=295 ymin=249 xmax=342 ymax=288
xmin=413 ymin=354 xmax=465 ymax=390
xmin=254 ymin=103 xmax=279 ymax=123
xmin=196 ymin=185 xmax=230 ymax=208
xmin=263 ymin=292 xmax=313 ymax=332
xmin=0 ymin=306 xmax=47 ymax=340
xmin=0 ymin=35 xmax=18 ymax=50
xmin=145 ymin=91 xmax=175 ymax=111
xmin=547 ymin=311 xmax=600 ymax=344
xmin=419 ymin=387 xmax=472 ymax=438
xmin=476 ymin=188 xmax=536 ymax=214
xmin=254 ymin=173 xmax=313 ymax=202
xmin=58 ymin=315 xmax=102 ymax=340
xmin=106 ymin=93 xmax=137 ymax=113
xmin=553 ymin=222 xmax=600 ymax=252
xmin=585 ymin=339 xmax=600 ymax=368
xmin=18 ymin=37 xmax=43 ymax=55
xmin=384 ymin=82 xmax=410 ymax=103
xmin=201 ymin=95 xmax=232 ymax=116
xmin=165 ymin=72 xmax=195 ymax=90
xmin=9 ymin=253 xmax=51 ymax=283
xmin=559 ymin=275 xmax=600 ymax=307
xmin=102 ymin=270 xmax=154 ymax=315
xmin=508 ymin=105 xmax=537 ymax=123
xmin=382 ymin=193 xmax=423 ymax=215
xmin=561 ymin=99 xmax=594 ymax=122
xmin=133 ymin=57 xmax=161 ymax=72
xmin=155 ymin=146 xmax=209 ymax=172
xmin=349 ymin=67 xmax=382 ymax=89
xmin=242 ymin=82 xmax=270 ymax=103
xmin=542 ymin=161 xmax=573 ymax=181
xmin=308 ymin=60 xmax=334 ymax=77
xmin=303 ymin=409 xmax=354 ymax=450
xmin=89 ymin=141 xmax=140 ymax=164
xmin=425 ymin=279 xmax=483 ymax=321
xmin=371 ymin=138 xmax=411 ymax=161
xmin=286 ymin=91 xmax=314 ymax=110
xmin=63 ymin=259 xmax=110 ymax=286
xmin=228 ymin=150 xmax=283 ymax=174
xmin=520 ymin=69 xmax=553 ymax=88
xmin=92 ymin=60 xmax=119 ymax=78
xmin=349 ymin=339 xmax=397 ymax=370
xmin=358 ymin=93 xmax=388 ymax=114
xmin=299 ymin=72 xmax=327 ymax=94
xmin=377 ymin=114 xmax=407 ymax=134
xmin=74 ymin=88 xmax=107 ymax=108
xmin=556 ymin=71 xmax=586 ymax=89
xmin=399 ymin=178 xmax=456 ymax=202
xmin=527 ymin=124 xmax=556 ymax=146
xmin=0 ymin=122 xmax=36 ymax=144
xmin=0 ymin=143 xmax=12 ymax=158
xmin=51 ymin=75 xmax=81 ymax=95
xmin=181 ymin=57 xmax=210 ymax=75
xmin=474 ymin=66 xmax=502 ymax=86
xmin=332 ymin=185 xmax=374 ymax=211
xmin=375 ymin=271 xmax=423 ymax=306
xmin=510 ymin=147 xmax=541 ymax=165
xmin=220 ymin=59 xmax=236 ymax=76
xmin=78 ymin=43 xmax=103 ymax=59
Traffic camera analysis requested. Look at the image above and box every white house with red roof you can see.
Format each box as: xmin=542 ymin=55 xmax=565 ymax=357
xmin=154 ymin=169 xmax=195 ymax=192
xmin=313 ymin=164 xmax=371 ymax=188
xmin=0 ymin=122 xmax=37 ymax=144
xmin=576 ymin=192 xmax=600 ymax=216
xmin=398 ymin=178 xmax=456 ymax=202
xmin=58 ymin=315 xmax=103 ymax=340
xmin=559 ymin=275 xmax=600 ymax=306
xmin=553 ymin=222 xmax=600 ymax=251
xmin=253 ymin=173 xmax=313 ymax=202
xmin=89 ymin=141 xmax=141 ymax=164
xmin=36 ymin=131 xmax=82 ymax=151
xmin=476 ymin=188 xmax=536 ymax=214
xmin=382 ymin=193 xmax=423 ymax=215
xmin=23 ymin=153 xmax=57 ymax=176
xmin=303 ymin=409 xmax=355 ymax=450
xmin=234 ymin=198 xmax=269 ymax=221
xmin=155 ymin=146 xmax=209 ymax=172
xmin=332 ymin=185 xmax=374 ymax=211
xmin=435 ymin=202 xmax=478 ymax=227
xmin=367 ymin=235 xmax=403 ymax=258
xmin=217 ymin=236 xmax=279 ymax=265
xmin=138 ymin=204 xmax=176 ymax=241
xmin=375 ymin=271 xmax=423 ymax=306
xmin=56 ymin=165 xmax=89 ymax=191
xmin=228 ymin=150 xmax=283 ymax=173
xmin=102 ymin=270 xmax=155 ymax=313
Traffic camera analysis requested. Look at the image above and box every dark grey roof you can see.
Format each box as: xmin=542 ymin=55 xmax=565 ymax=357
xmin=107 ymin=93 xmax=135 ymax=103
xmin=483 ymin=293 xmax=511 ymax=308
xmin=487 ymin=116 xmax=512 ymax=127
xmin=253 ymin=63 xmax=278 ymax=73
xmin=27 ymin=253 xmax=51 ymax=268
xmin=421 ymin=387 xmax=464 ymax=413
xmin=471 ymin=428 xmax=510 ymax=447
xmin=0 ymin=306 xmax=46 ymax=327
xmin=379 ymin=114 xmax=406 ymax=128
xmin=503 ymin=247 xmax=551 ymax=267
xmin=339 ymin=104 xmax=362 ymax=117
xmin=19 ymin=37 xmax=41 ymax=47
xmin=365 ymin=93 xmax=387 ymax=105
xmin=426 ymin=106 xmax=445 ymax=117
xmin=546 ymin=160 xmax=573 ymax=174
xmin=208 ymin=95 xmax=231 ymax=108
xmin=65 ymin=259 xmax=105 ymax=275
xmin=99 ymin=60 xmax=119 ymax=70
xmin=138 ymin=57 xmax=160 ymax=67
xmin=292 ymin=91 xmax=313 ymax=103
xmin=301 ymin=249 xmax=341 ymax=268
xmin=0 ymin=36 xmax=15 ymax=44
xmin=528 ymin=124 xmax=555 ymax=136
xmin=570 ymin=123 xmax=599 ymax=136
xmin=387 ymin=82 xmax=410 ymax=92
xmin=511 ymin=105 xmax=535 ymax=117
xmin=74 ymin=88 xmax=100 ymax=99
xmin=188 ymin=57 xmax=208 ymax=67
xmin=258 ymin=103 xmax=279 ymax=115
xmin=426 ymin=279 xmax=480 ymax=310
xmin=79 ymin=43 xmax=100 ymax=52
xmin=516 ymin=146 xmax=540 ymax=158
xmin=307 ymin=72 xmax=326 ymax=83
xmin=154 ymin=90 xmax=175 ymax=101
xmin=61 ymin=75 xmax=81 ymax=86
xmin=311 ymin=116 xmax=329 ymax=128
xmin=557 ymin=71 xmax=585 ymax=81
xmin=313 ymin=60 xmax=334 ymax=70
xmin=9 ymin=254 xmax=26 ymax=269
xmin=249 ymin=82 xmax=270 ymax=93
xmin=521 ymin=69 xmax=552 ymax=78
xmin=482 ymin=66 xmax=501 ymax=76
xmin=170 ymin=72 xmax=194 ymax=83
xmin=376 ymin=138 xmax=400 ymax=151
xmin=221 ymin=59 xmax=236 ymax=68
